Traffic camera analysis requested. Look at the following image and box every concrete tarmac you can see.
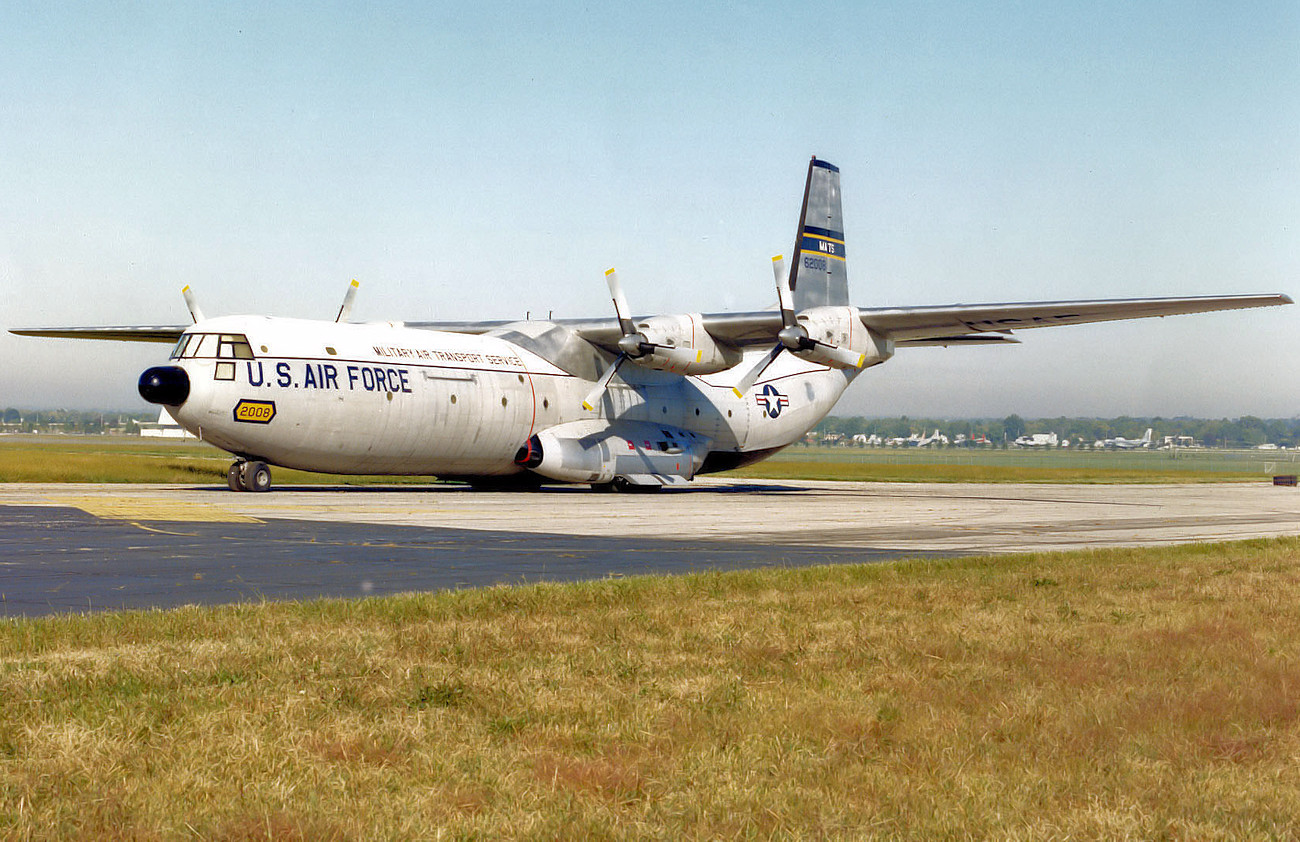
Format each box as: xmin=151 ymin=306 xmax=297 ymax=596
xmin=1 ymin=480 xmax=1297 ymax=617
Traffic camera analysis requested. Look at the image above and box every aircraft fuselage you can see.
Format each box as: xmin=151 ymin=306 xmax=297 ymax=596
xmin=159 ymin=315 xmax=851 ymax=482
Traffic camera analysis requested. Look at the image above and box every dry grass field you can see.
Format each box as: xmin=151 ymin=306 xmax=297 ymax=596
xmin=0 ymin=438 xmax=426 ymax=486
xmin=2 ymin=538 xmax=1299 ymax=839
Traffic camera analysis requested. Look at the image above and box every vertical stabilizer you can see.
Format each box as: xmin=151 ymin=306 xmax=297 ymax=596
xmin=788 ymin=157 xmax=849 ymax=308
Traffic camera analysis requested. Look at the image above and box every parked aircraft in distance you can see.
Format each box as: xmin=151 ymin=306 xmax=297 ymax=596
xmin=1014 ymin=432 xmax=1060 ymax=448
xmin=912 ymin=429 xmax=948 ymax=447
xmin=12 ymin=158 xmax=1292 ymax=491
xmin=1095 ymin=428 xmax=1155 ymax=449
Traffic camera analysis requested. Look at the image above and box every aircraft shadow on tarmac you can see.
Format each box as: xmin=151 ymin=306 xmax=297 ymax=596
xmin=204 ymin=482 xmax=813 ymax=495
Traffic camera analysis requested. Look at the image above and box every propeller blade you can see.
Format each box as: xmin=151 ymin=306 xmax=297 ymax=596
xmin=181 ymin=286 xmax=205 ymax=323
xmin=605 ymin=267 xmax=636 ymax=337
xmin=335 ymin=279 xmax=359 ymax=323
xmin=773 ymin=255 xmax=796 ymax=329
xmin=581 ymin=355 xmax=626 ymax=411
xmin=652 ymin=345 xmax=701 ymax=368
xmin=814 ymin=340 xmax=867 ymax=369
xmin=731 ymin=343 xmax=783 ymax=398
xmin=771 ymin=254 xmax=786 ymax=287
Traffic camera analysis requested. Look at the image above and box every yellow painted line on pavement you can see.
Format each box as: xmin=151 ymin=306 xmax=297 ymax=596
xmin=59 ymin=497 xmax=263 ymax=524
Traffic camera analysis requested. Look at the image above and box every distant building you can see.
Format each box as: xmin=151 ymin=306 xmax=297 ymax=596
xmin=139 ymin=407 xmax=195 ymax=439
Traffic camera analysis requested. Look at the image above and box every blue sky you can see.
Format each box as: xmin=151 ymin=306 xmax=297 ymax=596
xmin=2 ymin=1 xmax=1296 ymax=416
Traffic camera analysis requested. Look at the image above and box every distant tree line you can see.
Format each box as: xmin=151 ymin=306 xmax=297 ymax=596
xmin=0 ymin=408 xmax=157 ymax=435
xmin=812 ymin=415 xmax=1300 ymax=449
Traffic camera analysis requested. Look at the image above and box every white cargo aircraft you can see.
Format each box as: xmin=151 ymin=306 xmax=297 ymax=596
xmin=1014 ymin=432 xmax=1060 ymax=448
xmin=12 ymin=158 xmax=1292 ymax=492
xmin=1097 ymin=428 xmax=1155 ymax=449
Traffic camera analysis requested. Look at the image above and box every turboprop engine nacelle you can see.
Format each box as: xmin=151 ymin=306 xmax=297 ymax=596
xmin=791 ymin=306 xmax=894 ymax=370
xmin=516 ymin=420 xmax=710 ymax=486
xmin=623 ymin=313 xmax=740 ymax=375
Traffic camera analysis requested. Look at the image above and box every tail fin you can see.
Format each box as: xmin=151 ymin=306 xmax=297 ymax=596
xmin=788 ymin=156 xmax=849 ymax=309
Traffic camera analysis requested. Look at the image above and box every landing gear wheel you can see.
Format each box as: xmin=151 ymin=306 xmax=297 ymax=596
xmin=242 ymin=461 xmax=272 ymax=493
xmin=227 ymin=462 xmax=246 ymax=492
xmin=603 ymin=477 xmax=662 ymax=494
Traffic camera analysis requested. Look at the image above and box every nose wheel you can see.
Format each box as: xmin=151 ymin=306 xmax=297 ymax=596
xmin=227 ymin=460 xmax=272 ymax=492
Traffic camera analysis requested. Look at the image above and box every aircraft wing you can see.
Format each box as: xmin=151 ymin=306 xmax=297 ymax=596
xmin=8 ymin=325 xmax=188 ymax=343
xmin=15 ymin=293 xmax=1288 ymax=352
xmin=544 ymin=293 xmax=1293 ymax=351
xmin=858 ymin=294 xmax=1293 ymax=345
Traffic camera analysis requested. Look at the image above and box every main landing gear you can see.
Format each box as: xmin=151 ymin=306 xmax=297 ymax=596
xmin=227 ymin=460 xmax=272 ymax=492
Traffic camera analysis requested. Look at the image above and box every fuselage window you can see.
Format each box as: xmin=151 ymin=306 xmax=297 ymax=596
xmin=169 ymin=335 xmax=193 ymax=359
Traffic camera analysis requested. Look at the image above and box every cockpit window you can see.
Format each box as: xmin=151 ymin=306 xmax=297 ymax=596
xmin=170 ymin=333 xmax=255 ymax=359
xmin=169 ymin=335 xmax=193 ymax=359
xmin=217 ymin=334 xmax=255 ymax=359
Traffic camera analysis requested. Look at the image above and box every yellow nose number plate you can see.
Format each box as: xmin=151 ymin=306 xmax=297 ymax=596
xmin=232 ymin=399 xmax=276 ymax=424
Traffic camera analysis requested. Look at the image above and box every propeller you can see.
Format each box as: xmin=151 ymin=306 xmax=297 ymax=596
xmin=581 ymin=268 xmax=696 ymax=411
xmin=181 ymin=285 xmax=205 ymax=323
xmin=731 ymin=255 xmax=866 ymax=398
xmin=335 ymin=279 xmax=359 ymax=323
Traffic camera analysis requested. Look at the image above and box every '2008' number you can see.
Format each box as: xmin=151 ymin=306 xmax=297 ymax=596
xmin=803 ymin=256 xmax=827 ymax=272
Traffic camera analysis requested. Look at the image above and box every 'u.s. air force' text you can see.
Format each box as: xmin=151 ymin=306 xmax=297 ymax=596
xmin=244 ymin=362 xmax=412 ymax=393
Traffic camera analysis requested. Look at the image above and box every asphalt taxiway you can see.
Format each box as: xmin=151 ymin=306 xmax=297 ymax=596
xmin=1 ymin=480 xmax=1297 ymax=616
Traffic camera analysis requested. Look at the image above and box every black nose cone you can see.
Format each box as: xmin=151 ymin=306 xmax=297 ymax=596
xmin=138 ymin=366 xmax=190 ymax=406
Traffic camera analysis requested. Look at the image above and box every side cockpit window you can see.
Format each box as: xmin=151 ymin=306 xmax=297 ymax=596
xmin=169 ymin=334 xmax=193 ymax=359
xmin=171 ymin=333 xmax=255 ymax=360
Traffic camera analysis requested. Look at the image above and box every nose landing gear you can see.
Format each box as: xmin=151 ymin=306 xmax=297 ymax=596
xmin=227 ymin=460 xmax=272 ymax=492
